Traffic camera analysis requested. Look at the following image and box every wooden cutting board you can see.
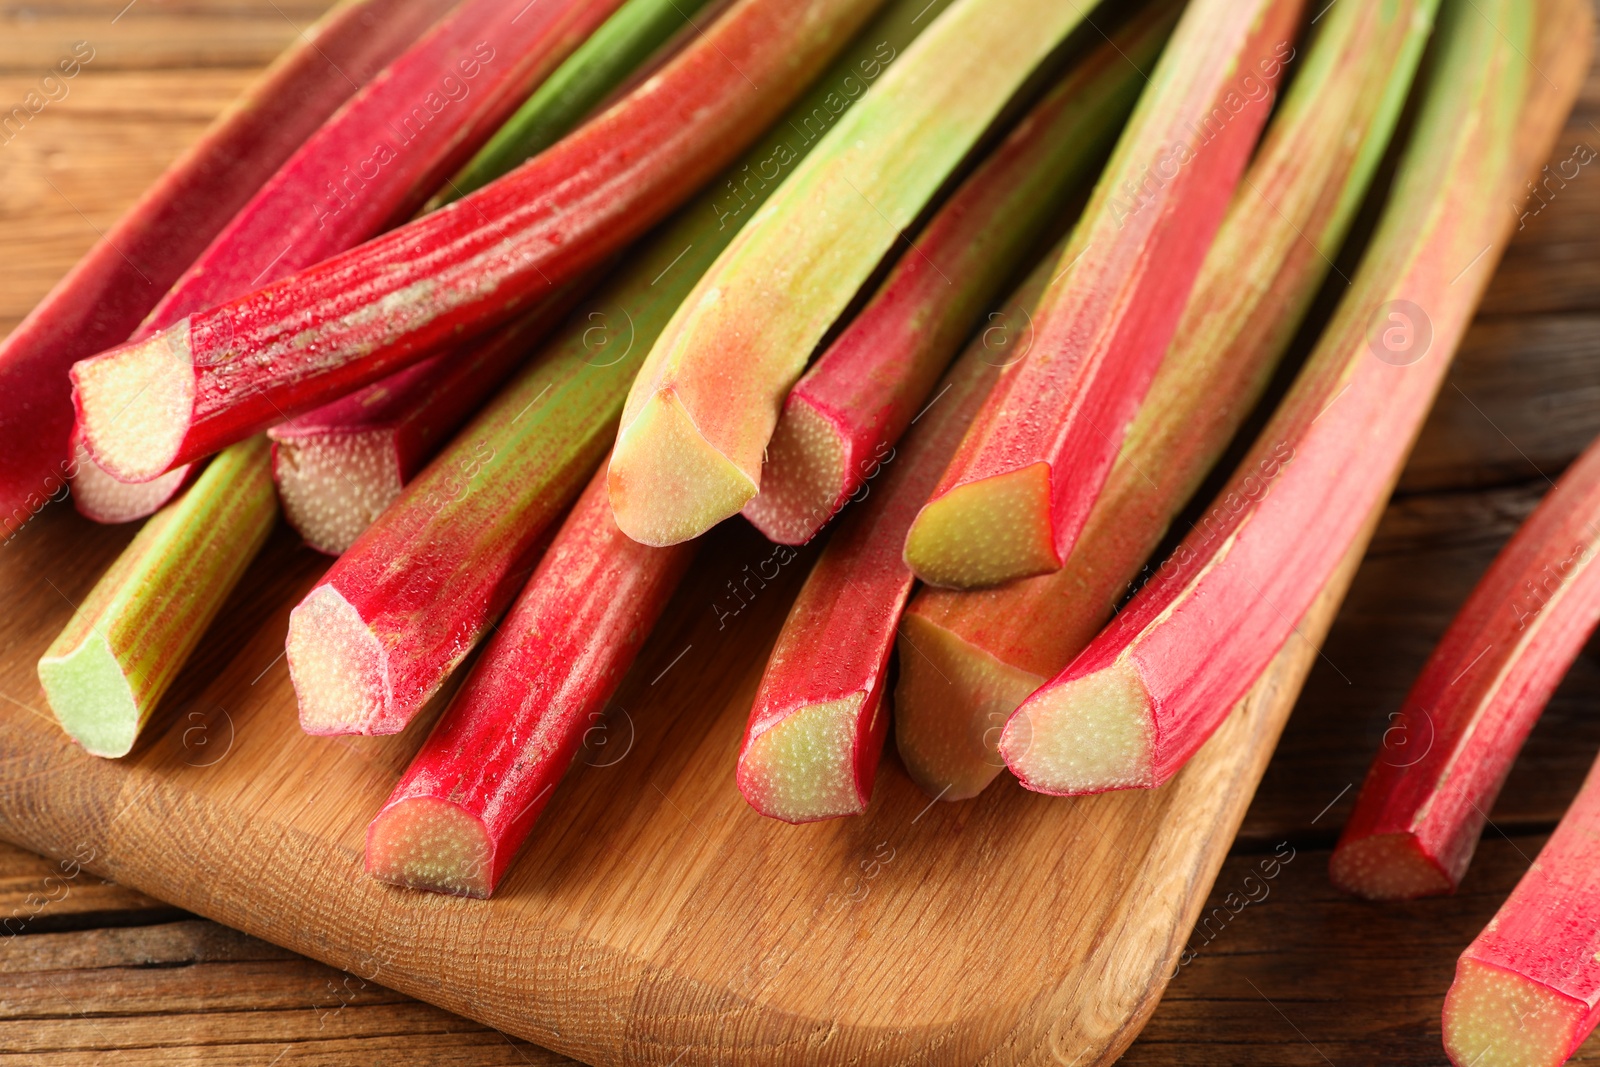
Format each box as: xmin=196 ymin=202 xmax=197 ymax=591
xmin=0 ymin=4 xmax=1583 ymax=1067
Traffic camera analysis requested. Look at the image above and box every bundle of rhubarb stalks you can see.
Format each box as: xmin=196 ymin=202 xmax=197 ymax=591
xmin=4 ymin=0 xmax=1596 ymax=1061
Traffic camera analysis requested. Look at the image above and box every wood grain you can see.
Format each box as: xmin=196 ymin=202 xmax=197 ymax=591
xmin=0 ymin=1 xmax=1598 ymax=1065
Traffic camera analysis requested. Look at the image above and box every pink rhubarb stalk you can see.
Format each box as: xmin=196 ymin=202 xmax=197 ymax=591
xmin=1442 ymin=748 xmax=1600 ymax=1067
xmin=893 ymin=0 xmax=1439 ymax=800
xmin=1331 ymin=434 xmax=1600 ymax=901
xmin=366 ymin=463 xmax=692 ymax=897
xmin=284 ymin=0 xmax=936 ymax=737
xmin=0 ymin=0 xmax=453 ymax=536
xmin=70 ymin=0 xmax=888 ymax=485
xmin=735 ymin=245 xmax=1061 ymax=822
xmin=999 ymin=0 xmax=1585 ymax=797
xmin=269 ymin=284 xmax=584 ymax=554
xmin=900 ymin=0 xmax=1302 ymax=589
xmin=739 ymin=4 xmax=1170 ymax=546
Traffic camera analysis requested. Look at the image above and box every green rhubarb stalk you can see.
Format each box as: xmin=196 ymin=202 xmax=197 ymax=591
xmin=37 ymin=438 xmax=276 ymax=758
xmin=894 ymin=0 xmax=1440 ymax=800
xmin=285 ymin=0 xmax=955 ymax=734
xmin=431 ymin=0 xmax=712 ymax=207
xmin=608 ymin=0 xmax=1106 ymax=547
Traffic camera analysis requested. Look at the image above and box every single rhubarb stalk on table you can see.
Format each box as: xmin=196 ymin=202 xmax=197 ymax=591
xmin=999 ymin=0 xmax=1586 ymax=798
xmin=36 ymin=438 xmax=277 ymax=758
xmin=0 ymin=0 xmax=452 ymax=536
xmin=739 ymin=4 xmax=1172 ymax=546
xmin=285 ymin=0 xmax=947 ymax=736
xmin=899 ymin=0 xmax=1304 ymax=589
xmin=366 ymin=462 xmax=693 ymax=897
xmin=893 ymin=0 xmax=1439 ymax=800
xmin=70 ymin=0 xmax=888 ymax=487
xmin=1442 ymin=747 xmax=1600 ymax=1067
xmin=609 ymin=0 xmax=1144 ymax=548
xmin=432 ymin=0 xmax=712 ymax=207
xmin=735 ymin=243 xmax=1068 ymax=822
xmin=1331 ymin=432 xmax=1600 ymax=901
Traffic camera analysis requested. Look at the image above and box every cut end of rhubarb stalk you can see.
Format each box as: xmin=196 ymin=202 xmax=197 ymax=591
xmin=1328 ymin=831 xmax=1455 ymax=901
xmin=904 ymin=463 xmax=1058 ymax=588
xmin=69 ymin=436 xmax=190 ymax=525
xmin=742 ymin=397 xmax=848 ymax=546
xmin=37 ymin=633 xmax=140 ymax=758
xmin=1443 ymin=957 xmax=1586 ymax=1067
xmin=738 ymin=694 xmax=868 ymax=823
xmin=71 ymin=324 xmax=196 ymax=484
xmin=1001 ymin=658 xmax=1153 ymax=794
xmin=270 ymin=431 xmax=403 ymax=555
xmin=366 ymin=795 xmax=493 ymax=899
xmin=287 ymin=584 xmax=391 ymax=735
xmin=893 ymin=612 xmax=1042 ymax=801
xmin=609 ymin=389 xmax=755 ymax=546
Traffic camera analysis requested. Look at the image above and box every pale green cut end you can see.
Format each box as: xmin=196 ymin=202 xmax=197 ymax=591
xmin=73 ymin=324 xmax=195 ymax=483
xmin=38 ymin=633 xmax=141 ymax=758
xmin=286 ymin=584 xmax=388 ymax=735
xmin=1001 ymin=658 xmax=1153 ymax=794
xmin=1329 ymin=831 xmax=1454 ymax=901
xmin=742 ymin=398 xmax=848 ymax=546
xmin=1443 ymin=958 xmax=1585 ymax=1067
xmin=608 ymin=389 xmax=756 ymax=547
xmin=893 ymin=611 xmax=1042 ymax=801
xmin=740 ymin=695 xmax=866 ymax=823
xmin=904 ymin=463 xmax=1057 ymax=589
xmin=366 ymin=796 xmax=493 ymax=899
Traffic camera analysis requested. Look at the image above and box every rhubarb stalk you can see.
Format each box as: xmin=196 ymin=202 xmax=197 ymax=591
xmin=0 ymin=0 xmax=453 ymax=536
xmin=37 ymin=438 xmax=277 ymax=758
xmin=894 ymin=0 xmax=1439 ymax=800
xmin=70 ymin=0 xmax=888 ymax=486
xmin=366 ymin=463 xmax=693 ymax=897
xmin=740 ymin=4 xmax=1171 ymax=546
xmin=1000 ymin=0 xmax=1583 ymax=797
xmin=1331 ymin=433 xmax=1600 ymax=901
xmin=433 ymin=0 xmax=713 ymax=207
xmin=900 ymin=0 xmax=1303 ymax=589
xmin=609 ymin=0 xmax=1124 ymax=548
xmin=1442 ymin=747 xmax=1600 ymax=1067
xmin=285 ymin=0 xmax=947 ymax=736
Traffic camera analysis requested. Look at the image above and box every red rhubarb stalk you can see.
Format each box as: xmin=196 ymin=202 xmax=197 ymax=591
xmin=740 ymin=5 xmax=1171 ymax=546
xmin=893 ymin=0 xmax=1439 ymax=801
xmin=0 ymin=0 xmax=453 ymax=536
xmin=366 ymin=463 xmax=693 ymax=897
xmin=735 ymin=244 xmax=1065 ymax=822
xmin=70 ymin=0 xmax=890 ymax=485
xmin=900 ymin=0 xmax=1303 ymax=590
xmin=999 ymin=0 xmax=1582 ymax=797
xmin=1331 ymin=434 xmax=1600 ymax=901
xmin=1442 ymin=748 xmax=1600 ymax=1067
xmin=285 ymin=0 xmax=941 ymax=736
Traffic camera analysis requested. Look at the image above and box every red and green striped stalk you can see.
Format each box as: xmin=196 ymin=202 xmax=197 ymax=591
xmin=71 ymin=0 xmax=885 ymax=486
xmin=893 ymin=0 xmax=1438 ymax=801
xmin=608 ymin=0 xmax=1115 ymax=548
xmin=37 ymin=438 xmax=277 ymax=758
xmin=1332 ymin=432 xmax=1600 ymax=901
xmin=1001 ymin=0 xmax=1570 ymax=798
xmin=0 ymin=0 xmax=452 ymax=536
xmin=740 ymin=4 xmax=1172 ymax=547
xmin=900 ymin=0 xmax=1303 ymax=590
xmin=735 ymin=244 xmax=1066 ymax=822
xmin=285 ymin=0 xmax=946 ymax=736
xmin=268 ymin=287 xmax=584 ymax=554
xmin=366 ymin=463 xmax=693 ymax=897
xmin=432 ymin=0 xmax=713 ymax=207
xmin=1442 ymin=750 xmax=1600 ymax=1067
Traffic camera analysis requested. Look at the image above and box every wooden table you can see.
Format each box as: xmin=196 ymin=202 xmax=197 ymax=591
xmin=2 ymin=2 xmax=1599 ymax=1063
